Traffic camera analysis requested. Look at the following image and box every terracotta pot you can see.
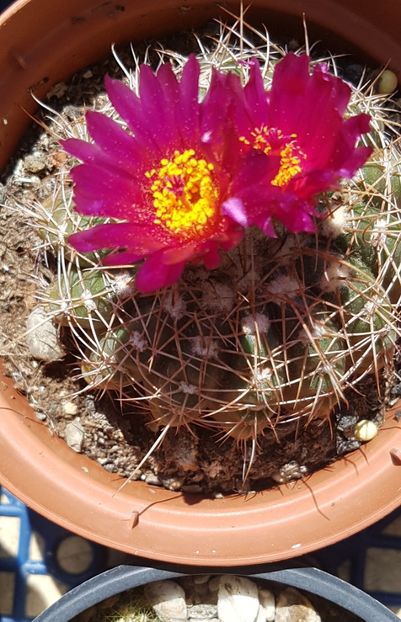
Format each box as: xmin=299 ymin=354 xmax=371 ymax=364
xmin=1 ymin=0 xmax=401 ymax=566
xmin=33 ymin=566 xmax=399 ymax=622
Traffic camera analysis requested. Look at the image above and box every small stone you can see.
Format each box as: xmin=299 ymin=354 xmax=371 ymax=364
xmin=217 ymin=575 xmax=259 ymax=622
xmin=258 ymin=588 xmax=275 ymax=621
xmin=336 ymin=438 xmax=361 ymax=455
xmin=144 ymin=473 xmax=161 ymax=486
xmin=378 ymin=69 xmax=398 ymax=94
xmin=271 ymin=461 xmax=308 ymax=484
xmin=104 ymin=463 xmax=116 ymax=473
xmin=35 ymin=412 xmax=46 ymax=421
xmin=354 ymin=419 xmax=378 ymax=442
xmin=26 ymin=307 xmax=64 ymax=361
xmin=65 ymin=418 xmax=85 ymax=453
xmin=336 ymin=414 xmax=358 ymax=435
xmin=391 ymin=382 xmax=401 ymax=398
xmin=144 ymin=580 xmax=187 ymax=622
xmin=24 ymin=153 xmax=46 ymax=174
xmin=161 ymin=477 xmax=184 ymax=491
xmin=62 ymin=401 xmax=78 ymax=416
xmin=97 ymin=458 xmax=109 ymax=466
xmin=188 ymin=603 xmax=217 ymax=619
xmin=275 ymin=588 xmax=321 ymax=622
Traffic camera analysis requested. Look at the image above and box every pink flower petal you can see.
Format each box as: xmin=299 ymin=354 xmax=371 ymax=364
xmin=202 ymin=245 xmax=221 ymax=270
xmin=86 ymin=111 xmax=144 ymax=171
xmin=62 ymin=138 xmax=114 ymax=168
xmin=104 ymin=75 xmax=159 ymax=152
xmin=70 ymin=163 xmax=143 ymax=218
xmin=160 ymin=243 xmax=197 ymax=265
xmin=135 ymin=254 xmax=186 ymax=292
xmin=102 ymin=250 xmax=146 ymax=266
xmin=242 ymin=60 xmax=270 ymax=129
xmin=72 ymin=190 xmax=153 ymax=223
xmin=158 ymin=63 xmax=180 ymax=135
xmin=178 ymin=54 xmax=201 ymax=142
xmin=201 ymin=70 xmax=233 ymax=145
xmin=69 ymin=222 xmax=168 ymax=253
xmin=138 ymin=64 xmax=177 ymax=148
xmin=222 ymin=197 xmax=248 ymax=226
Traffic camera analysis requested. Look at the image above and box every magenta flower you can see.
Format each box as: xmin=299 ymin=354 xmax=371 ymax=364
xmin=63 ymin=55 xmax=245 ymax=292
xmin=223 ymin=53 xmax=372 ymax=235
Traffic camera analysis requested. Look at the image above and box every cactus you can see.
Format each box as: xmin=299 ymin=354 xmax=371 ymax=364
xmin=25 ymin=15 xmax=401 ymax=475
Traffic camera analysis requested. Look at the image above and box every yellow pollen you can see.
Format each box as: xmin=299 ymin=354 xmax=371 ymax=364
xmin=145 ymin=149 xmax=218 ymax=237
xmin=239 ymin=126 xmax=306 ymax=187
xmin=239 ymin=125 xmax=273 ymax=156
xmin=271 ymin=142 xmax=306 ymax=187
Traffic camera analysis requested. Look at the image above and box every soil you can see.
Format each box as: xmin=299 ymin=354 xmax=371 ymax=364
xmin=0 ymin=27 xmax=395 ymax=495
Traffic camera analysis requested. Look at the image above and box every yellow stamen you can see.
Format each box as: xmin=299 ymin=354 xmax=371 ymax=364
xmin=145 ymin=149 xmax=218 ymax=237
xmin=240 ymin=126 xmax=306 ymax=187
xmin=271 ymin=142 xmax=306 ymax=187
xmin=239 ymin=125 xmax=274 ymax=156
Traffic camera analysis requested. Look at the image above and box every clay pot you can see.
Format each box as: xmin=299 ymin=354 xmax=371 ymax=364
xmin=1 ymin=0 xmax=401 ymax=566
xmin=33 ymin=566 xmax=399 ymax=622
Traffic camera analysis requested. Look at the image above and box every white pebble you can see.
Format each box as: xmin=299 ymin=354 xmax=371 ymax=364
xmin=26 ymin=306 xmax=64 ymax=361
xmin=276 ymin=588 xmax=321 ymax=622
xmin=217 ymin=575 xmax=259 ymax=622
xmin=144 ymin=580 xmax=187 ymax=622
xmin=354 ymin=419 xmax=378 ymax=442
xmin=378 ymin=69 xmax=398 ymax=94
xmin=64 ymin=418 xmax=85 ymax=453
xmin=62 ymin=401 xmax=78 ymax=416
xmin=258 ymin=588 xmax=275 ymax=621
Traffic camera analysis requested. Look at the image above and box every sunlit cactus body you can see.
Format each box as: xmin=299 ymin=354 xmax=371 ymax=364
xmin=31 ymin=17 xmax=401 ymax=455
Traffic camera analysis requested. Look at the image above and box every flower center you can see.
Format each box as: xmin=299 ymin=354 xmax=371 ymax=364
xmin=145 ymin=149 xmax=219 ymax=237
xmin=240 ymin=126 xmax=306 ymax=187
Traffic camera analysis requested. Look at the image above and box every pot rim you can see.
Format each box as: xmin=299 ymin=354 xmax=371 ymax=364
xmin=32 ymin=565 xmax=399 ymax=622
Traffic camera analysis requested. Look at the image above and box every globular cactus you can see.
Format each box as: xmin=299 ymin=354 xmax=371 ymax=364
xmin=30 ymin=17 xmax=401 ymax=462
xmin=38 ymin=193 xmax=399 ymax=441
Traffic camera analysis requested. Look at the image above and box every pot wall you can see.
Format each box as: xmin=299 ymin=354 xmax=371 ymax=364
xmin=1 ymin=0 xmax=401 ymax=566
